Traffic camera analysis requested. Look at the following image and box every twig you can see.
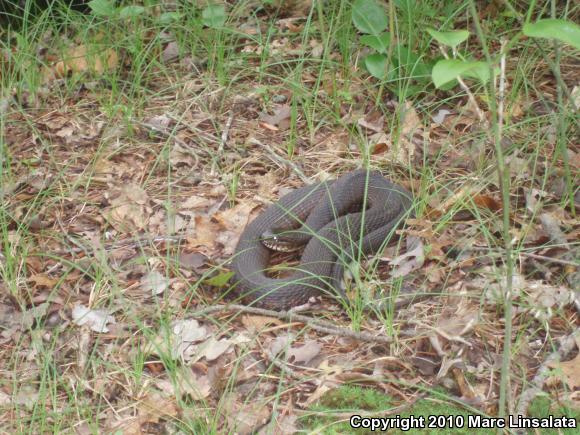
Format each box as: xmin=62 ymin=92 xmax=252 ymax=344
xmin=52 ymin=235 xmax=185 ymax=255
xmin=190 ymin=304 xmax=419 ymax=344
xmin=166 ymin=112 xmax=220 ymax=145
xmin=515 ymin=329 xmax=580 ymax=419
xmin=248 ymin=137 xmax=310 ymax=184
xmin=219 ymin=111 xmax=234 ymax=154
xmin=520 ymin=252 xmax=579 ymax=268
xmin=409 ymin=320 xmax=473 ymax=347
xmin=263 ymin=349 xmax=307 ymax=381
xmin=137 ymin=119 xmax=200 ymax=168
xmin=469 ymin=246 xmax=579 ymax=267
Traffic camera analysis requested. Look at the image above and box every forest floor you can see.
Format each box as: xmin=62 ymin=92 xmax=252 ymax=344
xmin=1 ymin=1 xmax=579 ymax=433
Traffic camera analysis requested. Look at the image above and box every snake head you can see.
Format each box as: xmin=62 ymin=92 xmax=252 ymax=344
xmin=261 ymin=230 xmax=303 ymax=252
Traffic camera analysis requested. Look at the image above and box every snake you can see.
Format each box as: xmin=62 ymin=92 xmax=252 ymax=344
xmin=230 ymin=169 xmax=413 ymax=309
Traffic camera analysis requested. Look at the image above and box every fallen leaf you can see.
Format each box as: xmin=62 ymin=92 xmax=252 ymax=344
xmin=45 ymin=45 xmax=118 ymax=82
xmin=177 ymin=366 xmax=212 ymax=400
xmin=389 ymin=237 xmax=424 ymax=278
xmin=548 ymin=338 xmax=580 ymax=390
xmin=178 ymin=252 xmax=207 ymax=271
xmin=72 ymin=304 xmax=115 ymax=333
xmin=357 ymin=111 xmax=384 ymax=133
xmin=173 ymin=319 xmax=208 ymax=344
xmin=241 ymin=315 xmax=283 ymax=331
xmin=431 ymin=109 xmax=452 ymax=124
xmin=222 ymin=392 xmax=272 ymax=435
xmin=104 ymin=183 xmax=151 ymax=231
xmin=270 ymin=336 xmax=321 ymax=366
xmin=161 ymin=41 xmax=180 ymax=63
xmin=197 ymin=337 xmax=233 ymax=361
xmin=141 ymin=270 xmax=168 ymax=296
xmin=138 ymin=392 xmax=180 ymax=424
xmin=259 ymin=104 xmax=291 ymax=131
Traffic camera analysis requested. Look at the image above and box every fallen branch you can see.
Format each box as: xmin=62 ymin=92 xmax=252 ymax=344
xmin=248 ymin=137 xmax=310 ymax=183
xmin=190 ymin=303 xmax=420 ymax=344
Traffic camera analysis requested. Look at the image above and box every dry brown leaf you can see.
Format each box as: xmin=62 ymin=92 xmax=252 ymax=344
xmin=472 ymin=194 xmax=501 ymax=212
xmin=431 ymin=109 xmax=452 ymax=124
xmin=213 ymin=202 xmax=254 ymax=255
xmin=105 ymin=184 xmax=151 ymax=231
xmin=141 ymin=270 xmax=168 ymax=296
xmin=161 ymin=41 xmax=180 ymax=63
xmin=188 ymin=215 xmax=222 ymax=251
xmin=259 ymin=104 xmax=291 ymax=131
xmin=357 ymin=111 xmax=385 ymax=133
xmin=389 ymin=237 xmax=424 ymax=278
xmin=270 ymin=336 xmax=321 ymax=366
xmin=138 ymin=392 xmax=180 ymax=424
xmin=241 ymin=315 xmax=283 ymax=331
xmin=222 ymin=392 xmax=272 ymax=435
xmin=255 ymin=172 xmax=279 ymax=200
xmin=44 ymin=45 xmax=118 ymax=82
xmin=72 ymin=304 xmax=115 ymax=333
xmin=181 ymin=195 xmax=214 ymax=210
xmin=436 ymin=298 xmax=478 ymax=339
xmin=177 ymin=366 xmax=212 ymax=400
xmin=28 ymin=274 xmax=58 ymax=289
xmin=200 ymin=337 xmax=234 ymax=361
xmin=177 ymin=252 xmax=207 ymax=271
xmin=548 ymin=339 xmax=580 ymax=390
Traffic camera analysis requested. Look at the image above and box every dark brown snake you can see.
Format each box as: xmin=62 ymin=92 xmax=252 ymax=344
xmin=231 ymin=170 xmax=413 ymax=309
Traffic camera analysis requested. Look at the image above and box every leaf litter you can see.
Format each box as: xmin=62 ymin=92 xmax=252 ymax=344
xmin=1 ymin=4 xmax=579 ymax=433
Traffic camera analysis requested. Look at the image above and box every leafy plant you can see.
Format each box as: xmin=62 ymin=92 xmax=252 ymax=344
xmin=351 ymin=0 xmax=391 ymax=79
xmin=201 ymin=3 xmax=227 ymax=29
xmin=428 ymin=18 xmax=580 ymax=90
xmin=88 ymin=0 xmax=144 ymax=19
xmin=523 ymin=18 xmax=580 ymax=50
xmin=427 ymin=28 xmax=491 ymax=89
xmin=351 ymin=0 xmax=432 ymax=96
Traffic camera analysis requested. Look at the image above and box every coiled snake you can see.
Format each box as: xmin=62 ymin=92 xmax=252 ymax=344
xmin=231 ymin=170 xmax=413 ymax=309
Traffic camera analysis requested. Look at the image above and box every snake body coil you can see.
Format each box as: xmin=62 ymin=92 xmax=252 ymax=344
xmin=231 ymin=170 xmax=413 ymax=309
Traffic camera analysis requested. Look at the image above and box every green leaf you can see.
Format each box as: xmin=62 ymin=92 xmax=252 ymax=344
xmin=352 ymin=0 xmax=388 ymax=35
xmin=364 ymin=53 xmax=389 ymax=79
xmin=426 ymin=28 xmax=469 ymax=49
xmin=523 ymin=19 xmax=580 ymax=50
xmin=159 ymin=12 xmax=182 ymax=25
xmin=202 ymin=4 xmax=227 ymax=29
xmin=119 ymin=5 xmax=145 ymax=19
xmin=431 ymin=59 xmax=492 ymax=88
xmin=205 ymin=271 xmax=234 ymax=287
xmin=360 ymin=33 xmax=391 ymax=53
xmin=88 ymin=0 xmax=116 ymax=17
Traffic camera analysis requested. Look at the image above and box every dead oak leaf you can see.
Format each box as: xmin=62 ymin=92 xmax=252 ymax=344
xmin=43 ymin=45 xmax=118 ymax=82
xmin=104 ymin=184 xmax=151 ymax=231
xmin=259 ymin=104 xmax=291 ymax=131
xmin=222 ymin=392 xmax=272 ymax=435
xmin=548 ymin=340 xmax=580 ymax=390
xmin=72 ymin=304 xmax=115 ymax=333
xmin=141 ymin=270 xmax=168 ymax=296
xmin=270 ymin=336 xmax=322 ymax=366
xmin=255 ymin=172 xmax=279 ymax=200
xmin=389 ymin=236 xmax=425 ymax=278
xmin=435 ymin=300 xmax=479 ymax=340
xmin=241 ymin=314 xmax=283 ymax=332
xmin=187 ymin=215 xmax=222 ymax=252
xmin=357 ymin=111 xmax=385 ymax=133
xmin=176 ymin=365 xmax=212 ymax=400
xmin=212 ymin=202 xmax=254 ymax=255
